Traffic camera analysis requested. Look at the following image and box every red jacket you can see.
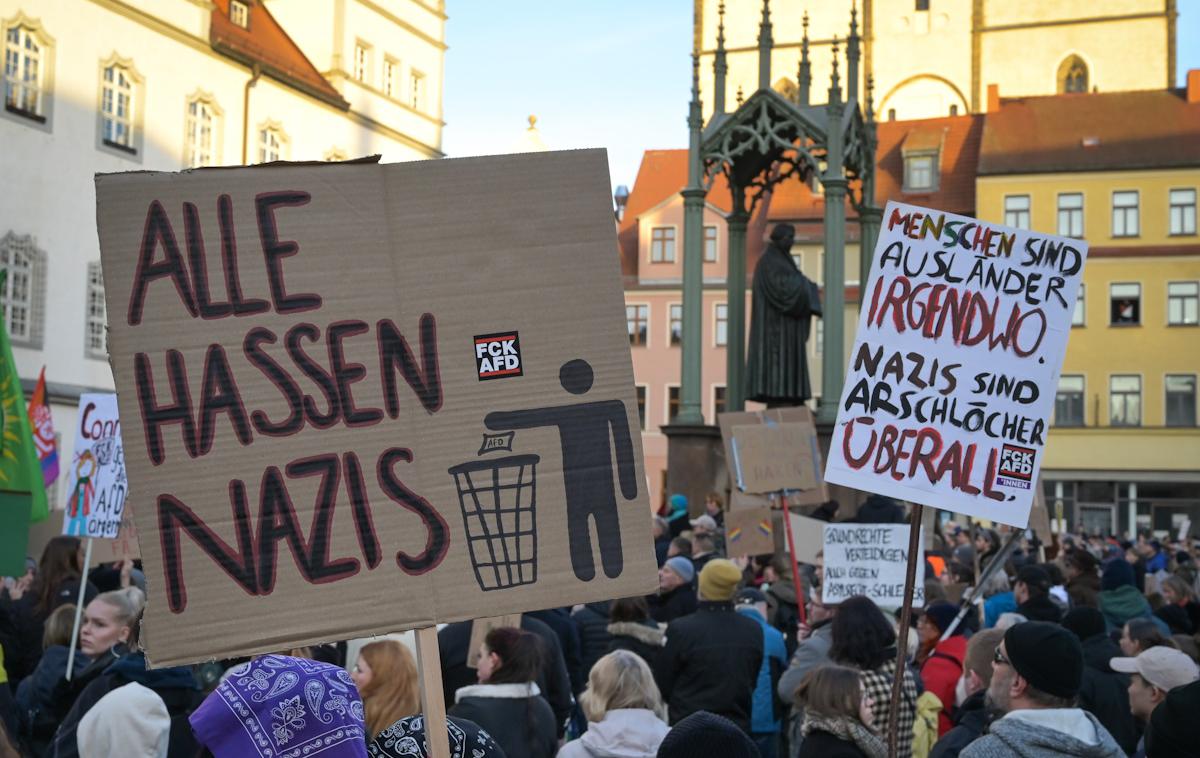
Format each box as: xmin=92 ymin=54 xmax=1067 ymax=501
xmin=919 ymin=634 xmax=966 ymax=736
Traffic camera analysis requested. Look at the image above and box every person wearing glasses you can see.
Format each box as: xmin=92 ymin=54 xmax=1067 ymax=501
xmin=960 ymin=622 xmax=1123 ymax=758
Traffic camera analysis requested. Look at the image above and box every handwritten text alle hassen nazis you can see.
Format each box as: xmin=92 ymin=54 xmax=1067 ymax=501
xmin=841 ymin=207 xmax=1081 ymax=500
xmin=124 ymin=193 xmax=449 ymax=614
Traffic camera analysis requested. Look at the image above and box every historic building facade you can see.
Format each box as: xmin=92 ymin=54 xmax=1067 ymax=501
xmin=1 ymin=0 xmax=444 ymax=508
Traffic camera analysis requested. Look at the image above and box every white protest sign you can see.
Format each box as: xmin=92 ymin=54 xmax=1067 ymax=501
xmin=825 ymin=201 xmax=1087 ymax=528
xmin=62 ymin=394 xmax=127 ymax=539
xmin=822 ymin=523 xmax=925 ymax=608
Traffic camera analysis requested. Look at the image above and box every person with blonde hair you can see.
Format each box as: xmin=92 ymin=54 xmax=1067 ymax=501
xmin=14 ymin=604 xmax=86 ymax=753
xmin=351 ymin=640 xmax=421 ymax=738
xmin=795 ymin=665 xmax=886 ymax=758
xmin=558 ymin=650 xmax=669 ymax=757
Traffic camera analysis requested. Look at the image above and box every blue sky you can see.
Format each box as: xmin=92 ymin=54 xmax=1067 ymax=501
xmin=442 ymin=1 xmax=1200 ymax=193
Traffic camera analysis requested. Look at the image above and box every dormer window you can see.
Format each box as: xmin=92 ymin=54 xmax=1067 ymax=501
xmin=904 ymin=153 xmax=936 ymax=191
xmin=230 ymin=1 xmax=249 ymax=29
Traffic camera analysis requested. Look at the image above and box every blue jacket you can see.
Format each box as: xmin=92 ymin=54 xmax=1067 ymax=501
xmin=736 ymin=606 xmax=787 ymax=734
xmin=983 ymin=591 xmax=1017 ymax=628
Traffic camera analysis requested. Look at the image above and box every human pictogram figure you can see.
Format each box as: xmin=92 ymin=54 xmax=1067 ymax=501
xmin=484 ymin=359 xmax=638 ymax=581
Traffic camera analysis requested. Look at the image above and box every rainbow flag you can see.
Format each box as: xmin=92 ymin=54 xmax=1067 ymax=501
xmin=728 ymin=526 xmax=743 ymax=543
xmin=28 ymin=367 xmax=58 ymax=489
xmin=757 ymin=519 xmax=772 ymax=538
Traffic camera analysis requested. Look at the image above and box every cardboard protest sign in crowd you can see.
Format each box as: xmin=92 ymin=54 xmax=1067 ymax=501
xmin=825 ymin=201 xmax=1088 ymax=529
xmin=95 ymin=150 xmax=657 ymax=667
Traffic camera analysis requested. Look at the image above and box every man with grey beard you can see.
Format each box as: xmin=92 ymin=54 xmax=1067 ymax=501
xmin=961 ymin=622 xmax=1123 ymax=758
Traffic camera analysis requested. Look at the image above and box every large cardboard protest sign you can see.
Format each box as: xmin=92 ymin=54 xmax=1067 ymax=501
xmin=725 ymin=506 xmax=776 ymax=557
xmin=822 ymin=524 xmax=925 ymax=608
xmin=96 ymin=151 xmax=657 ymax=667
xmin=825 ymin=202 xmax=1087 ymax=528
xmin=61 ymin=394 xmax=128 ymax=539
xmin=719 ymin=408 xmax=829 ymax=508
xmin=731 ymin=423 xmax=819 ymax=493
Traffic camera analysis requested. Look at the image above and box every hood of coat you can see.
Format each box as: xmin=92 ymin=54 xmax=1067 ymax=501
xmin=454 ymin=682 xmax=541 ymax=703
xmin=1098 ymin=585 xmax=1151 ymax=624
xmin=606 ymin=622 xmax=664 ymax=647
xmin=576 ymin=709 xmax=670 ymax=758
xmin=990 ymin=708 xmax=1124 ymax=758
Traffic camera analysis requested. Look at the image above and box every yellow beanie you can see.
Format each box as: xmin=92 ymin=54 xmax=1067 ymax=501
xmin=698 ymin=559 xmax=742 ymax=601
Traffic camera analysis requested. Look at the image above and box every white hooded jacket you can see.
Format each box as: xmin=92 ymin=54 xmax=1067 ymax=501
xmin=556 ymin=708 xmax=670 ymax=758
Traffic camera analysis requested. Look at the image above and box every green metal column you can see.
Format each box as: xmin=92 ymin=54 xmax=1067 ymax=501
xmin=859 ymin=206 xmax=882 ymax=291
xmin=819 ymin=81 xmax=847 ymax=424
xmin=677 ymin=55 xmax=705 ymax=426
xmin=726 ymin=197 xmax=748 ymax=412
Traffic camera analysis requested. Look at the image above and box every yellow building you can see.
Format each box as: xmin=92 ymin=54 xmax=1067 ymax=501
xmin=976 ymin=78 xmax=1200 ymax=536
xmin=696 ymin=0 xmax=1176 ymax=121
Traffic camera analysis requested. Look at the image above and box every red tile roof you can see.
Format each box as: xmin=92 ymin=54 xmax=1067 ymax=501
xmin=979 ymin=89 xmax=1200 ymax=175
xmin=875 ymin=114 xmax=983 ymax=216
xmin=210 ymin=0 xmax=347 ymax=109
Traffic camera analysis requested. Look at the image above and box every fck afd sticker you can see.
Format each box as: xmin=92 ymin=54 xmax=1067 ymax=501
xmin=474 ymin=331 xmax=523 ymax=380
xmin=995 ymin=443 xmax=1035 ymax=489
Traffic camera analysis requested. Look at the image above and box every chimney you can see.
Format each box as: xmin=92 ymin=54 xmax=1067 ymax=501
xmin=1189 ymin=69 xmax=1200 ymax=105
xmin=987 ymin=84 xmax=1000 ymax=112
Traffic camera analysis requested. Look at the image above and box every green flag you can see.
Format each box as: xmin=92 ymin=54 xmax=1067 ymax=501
xmin=0 ymin=270 xmax=48 ymax=523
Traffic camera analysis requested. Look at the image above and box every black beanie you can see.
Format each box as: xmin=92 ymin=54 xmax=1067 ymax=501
xmin=1062 ymin=607 xmax=1107 ymax=642
xmin=1101 ymin=559 xmax=1136 ymax=591
xmin=1145 ymin=680 xmax=1200 ymax=758
xmin=656 ymin=711 xmax=760 ymax=758
xmin=1016 ymin=565 xmax=1051 ymax=594
xmin=1004 ymin=621 xmax=1084 ymax=699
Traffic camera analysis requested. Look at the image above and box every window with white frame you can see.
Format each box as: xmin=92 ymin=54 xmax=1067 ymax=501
xmin=101 ymin=64 xmax=134 ymax=150
xmin=1004 ymin=195 xmax=1030 ymax=229
xmin=715 ymin=303 xmax=728 ymax=347
xmin=1054 ymin=375 xmax=1085 ymax=426
xmin=703 ymin=225 xmax=718 ymax=262
xmin=1109 ymin=283 xmax=1140 ymax=325
xmin=410 ymin=69 xmax=425 ymax=110
xmin=668 ymin=304 xmax=682 ymax=346
xmin=0 ymin=232 xmax=45 ymax=347
xmin=626 ymin=304 xmax=648 ymax=346
xmin=1111 ymin=191 xmax=1139 ymax=237
xmin=258 ymin=125 xmax=285 ymax=163
xmin=1072 ymin=283 xmax=1085 ymax=326
xmin=1057 ymin=193 xmax=1083 ymax=237
xmin=1109 ymin=375 xmax=1141 ymax=427
xmin=229 ymin=0 xmax=249 ymax=28
xmin=1166 ymin=375 xmax=1196 ymax=427
xmin=85 ymin=262 xmax=106 ymax=358
xmin=353 ymin=43 xmax=370 ymax=83
xmin=904 ymin=153 xmax=936 ymax=191
xmin=1169 ymin=189 xmax=1196 ymax=236
xmin=383 ymin=58 xmax=398 ymax=97
xmin=185 ymin=98 xmax=216 ymax=168
xmin=650 ymin=227 xmax=675 ymax=263
xmin=4 ymin=24 xmax=45 ymax=118
xmin=1167 ymin=281 xmax=1198 ymax=325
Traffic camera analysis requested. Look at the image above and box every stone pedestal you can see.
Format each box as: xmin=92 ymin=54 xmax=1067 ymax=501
xmin=662 ymin=423 xmax=725 ymax=517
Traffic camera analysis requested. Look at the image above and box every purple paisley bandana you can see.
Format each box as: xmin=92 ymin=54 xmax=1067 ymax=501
xmin=190 ymin=655 xmax=367 ymax=758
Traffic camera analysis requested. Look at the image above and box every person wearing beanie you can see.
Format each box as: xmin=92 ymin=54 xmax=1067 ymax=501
xmin=1109 ymin=646 xmax=1200 ymax=757
xmin=916 ymin=602 xmax=968 ymax=737
xmin=665 ymin=494 xmax=689 ymax=538
xmin=1014 ymin=565 xmax=1063 ymax=623
xmin=1098 ymin=559 xmax=1161 ymax=634
xmin=654 ymin=560 xmax=763 ymax=732
xmin=190 ymin=655 xmax=367 ymax=758
xmin=1064 ymin=550 xmax=1101 ymax=609
xmin=649 ymin=556 xmax=698 ymax=624
xmin=1143 ymin=680 xmax=1200 ymax=758
xmin=961 ymin=622 xmax=1123 ymax=758
xmin=655 ymin=711 xmax=760 ymax=758
xmin=1061 ymin=607 xmax=1139 ymax=754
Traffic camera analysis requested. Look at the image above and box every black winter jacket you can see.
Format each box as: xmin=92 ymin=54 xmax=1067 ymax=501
xmin=606 ymin=621 xmax=664 ymax=671
xmin=796 ymin=728 xmax=871 ymax=758
xmin=14 ymin=646 xmax=87 ymax=756
xmin=654 ymin=601 xmax=763 ymax=731
xmin=648 ymin=584 xmax=696 ymax=624
xmin=1077 ymin=633 xmax=1138 ymax=755
xmin=930 ymin=689 xmax=988 ymax=758
xmin=527 ymin=608 xmax=584 ymax=694
xmin=449 ymin=683 xmax=557 ymax=758
xmin=1017 ymin=594 xmax=1063 ymax=623
xmin=50 ymin=651 xmax=201 ymax=758
xmin=438 ymin=615 xmax=571 ymax=738
xmin=571 ymin=601 xmax=612 ymax=678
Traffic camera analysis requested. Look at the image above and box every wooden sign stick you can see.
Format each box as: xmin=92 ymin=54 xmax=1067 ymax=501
xmin=415 ymin=626 xmax=452 ymax=758
xmin=887 ymin=503 xmax=924 ymax=758
xmin=779 ymin=492 xmax=807 ymax=626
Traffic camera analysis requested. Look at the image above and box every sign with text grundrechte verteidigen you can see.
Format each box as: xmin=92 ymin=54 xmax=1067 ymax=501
xmin=824 ymin=201 xmax=1087 ymax=528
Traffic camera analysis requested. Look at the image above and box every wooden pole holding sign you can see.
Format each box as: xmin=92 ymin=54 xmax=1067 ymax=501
xmin=414 ymin=626 xmax=452 ymax=758
xmin=65 ymin=537 xmax=94 ymax=681
xmin=887 ymin=504 xmax=924 ymax=758
xmin=779 ymin=492 xmax=807 ymax=626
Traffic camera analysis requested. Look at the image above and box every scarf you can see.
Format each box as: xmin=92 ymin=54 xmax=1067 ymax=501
xmin=802 ymin=713 xmax=887 ymax=758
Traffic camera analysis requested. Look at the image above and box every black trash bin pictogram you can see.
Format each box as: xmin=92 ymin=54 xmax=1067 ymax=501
xmin=448 ymin=454 xmax=540 ymax=592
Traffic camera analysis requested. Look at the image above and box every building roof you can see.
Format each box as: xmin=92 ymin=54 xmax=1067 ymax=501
xmin=210 ymin=0 xmax=348 ymax=109
xmin=979 ymin=88 xmax=1200 ymax=175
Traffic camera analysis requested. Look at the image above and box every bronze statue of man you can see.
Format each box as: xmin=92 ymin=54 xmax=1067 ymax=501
xmin=746 ymin=223 xmax=822 ymax=405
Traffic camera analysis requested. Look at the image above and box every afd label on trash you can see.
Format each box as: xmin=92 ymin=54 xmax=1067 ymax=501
xmin=474 ymin=331 xmax=524 ymax=380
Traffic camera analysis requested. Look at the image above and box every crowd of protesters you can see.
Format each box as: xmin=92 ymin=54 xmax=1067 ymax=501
xmin=2 ymin=495 xmax=1200 ymax=758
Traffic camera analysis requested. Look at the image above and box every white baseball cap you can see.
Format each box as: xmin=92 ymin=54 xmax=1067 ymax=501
xmin=1110 ymin=646 xmax=1200 ymax=692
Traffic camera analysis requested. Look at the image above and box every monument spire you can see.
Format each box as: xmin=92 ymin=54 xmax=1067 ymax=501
xmin=847 ymin=2 xmax=860 ymax=105
xmin=757 ymin=0 xmax=773 ymax=92
xmin=714 ymin=1 xmax=728 ymax=115
xmin=797 ymin=11 xmax=811 ymax=106
xmin=829 ymin=35 xmax=842 ymax=105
